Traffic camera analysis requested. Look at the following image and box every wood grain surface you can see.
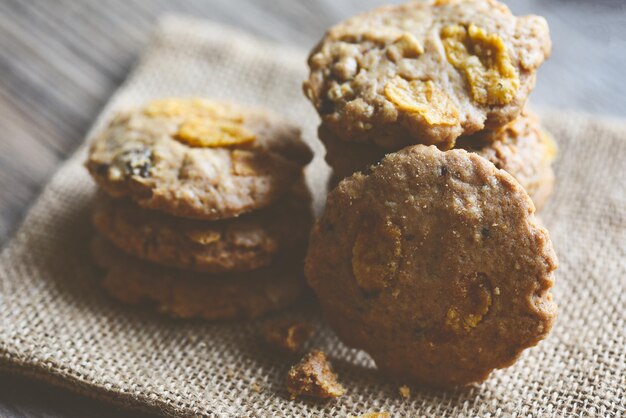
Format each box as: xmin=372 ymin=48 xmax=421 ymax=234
xmin=0 ymin=0 xmax=624 ymax=416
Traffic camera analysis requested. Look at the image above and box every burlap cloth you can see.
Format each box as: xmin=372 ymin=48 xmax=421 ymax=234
xmin=0 ymin=15 xmax=624 ymax=417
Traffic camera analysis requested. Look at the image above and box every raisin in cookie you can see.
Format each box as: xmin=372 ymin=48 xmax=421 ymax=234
xmin=305 ymin=145 xmax=557 ymax=387
xmin=86 ymin=98 xmax=313 ymax=220
xmin=92 ymin=236 xmax=307 ymax=320
xmin=304 ymin=0 xmax=551 ymax=150
xmin=92 ymin=179 xmax=312 ymax=273
xmin=323 ymin=110 xmax=557 ymax=210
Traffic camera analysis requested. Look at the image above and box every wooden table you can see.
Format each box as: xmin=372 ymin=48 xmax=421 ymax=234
xmin=0 ymin=0 xmax=624 ymax=416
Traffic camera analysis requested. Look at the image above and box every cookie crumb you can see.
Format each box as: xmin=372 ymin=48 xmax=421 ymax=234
xmin=348 ymin=413 xmax=391 ymax=418
xmin=285 ymin=350 xmax=345 ymax=400
xmin=399 ymin=385 xmax=411 ymax=399
xmin=251 ymin=382 xmax=262 ymax=393
xmin=263 ymin=319 xmax=313 ymax=353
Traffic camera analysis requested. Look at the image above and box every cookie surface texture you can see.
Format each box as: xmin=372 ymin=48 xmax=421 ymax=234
xmin=92 ymin=180 xmax=312 ymax=273
xmin=86 ymin=98 xmax=313 ymax=220
xmin=305 ymin=145 xmax=557 ymax=387
xmin=92 ymin=237 xmax=307 ymax=320
xmin=322 ymin=110 xmax=556 ymax=210
xmin=458 ymin=110 xmax=557 ymax=210
xmin=304 ymin=0 xmax=551 ymax=149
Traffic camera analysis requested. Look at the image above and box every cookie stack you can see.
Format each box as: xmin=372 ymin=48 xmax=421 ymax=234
xmin=86 ymin=98 xmax=314 ymax=320
xmin=303 ymin=0 xmax=559 ymax=388
xmin=304 ymin=0 xmax=556 ymax=210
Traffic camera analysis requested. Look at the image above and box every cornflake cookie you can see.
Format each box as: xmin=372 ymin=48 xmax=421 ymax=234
xmin=92 ymin=179 xmax=312 ymax=273
xmin=285 ymin=351 xmax=346 ymax=400
xmin=304 ymin=0 xmax=551 ymax=149
xmin=92 ymin=237 xmax=307 ymax=320
xmin=86 ymin=98 xmax=313 ymax=220
xmin=323 ymin=110 xmax=557 ymax=210
xmin=458 ymin=110 xmax=557 ymax=210
xmin=305 ymin=145 xmax=557 ymax=387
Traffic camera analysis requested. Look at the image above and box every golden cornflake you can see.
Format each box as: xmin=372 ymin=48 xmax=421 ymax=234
xmin=144 ymin=98 xmax=221 ymax=118
xmin=441 ymin=24 xmax=520 ymax=105
xmin=231 ymin=150 xmax=264 ymax=176
xmin=384 ymin=77 xmax=460 ymax=126
xmin=445 ymin=275 xmax=492 ymax=333
xmin=176 ymin=117 xmax=256 ymax=148
xmin=386 ymin=32 xmax=424 ymax=62
xmin=541 ymin=129 xmax=558 ymax=162
xmin=185 ymin=230 xmax=221 ymax=245
xmin=144 ymin=98 xmax=245 ymax=123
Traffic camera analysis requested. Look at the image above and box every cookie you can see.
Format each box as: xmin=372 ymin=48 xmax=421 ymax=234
xmin=91 ymin=236 xmax=307 ymax=320
xmin=86 ymin=98 xmax=313 ymax=220
xmin=92 ymin=179 xmax=313 ymax=273
xmin=304 ymin=0 xmax=551 ymax=150
xmin=323 ymin=110 xmax=557 ymax=210
xmin=305 ymin=145 xmax=557 ymax=387
xmin=458 ymin=110 xmax=557 ymax=210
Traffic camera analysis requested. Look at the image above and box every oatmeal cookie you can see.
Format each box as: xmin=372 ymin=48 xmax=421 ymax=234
xmin=86 ymin=98 xmax=313 ymax=220
xmin=92 ymin=179 xmax=312 ymax=273
xmin=304 ymin=0 xmax=551 ymax=149
xmin=305 ymin=145 xmax=557 ymax=387
xmin=323 ymin=110 xmax=557 ymax=209
xmin=92 ymin=236 xmax=307 ymax=320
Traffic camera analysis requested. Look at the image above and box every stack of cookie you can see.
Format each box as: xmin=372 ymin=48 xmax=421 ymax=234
xmin=303 ymin=0 xmax=559 ymax=388
xmin=86 ymin=98 xmax=314 ymax=320
xmin=304 ymin=0 xmax=556 ymax=210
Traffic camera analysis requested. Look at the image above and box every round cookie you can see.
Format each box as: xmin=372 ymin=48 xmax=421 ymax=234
xmin=304 ymin=0 xmax=551 ymax=150
xmin=92 ymin=180 xmax=313 ymax=273
xmin=322 ymin=111 xmax=557 ymax=210
xmin=86 ymin=98 xmax=313 ymax=220
xmin=305 ymin=145 xmax=557 ymax=387
xmin=92 ymin=236 xmax=308 ymax=320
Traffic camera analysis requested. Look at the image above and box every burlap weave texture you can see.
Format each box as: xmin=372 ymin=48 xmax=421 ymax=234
xmin=0 ymin=15 xmax=624 ymax=417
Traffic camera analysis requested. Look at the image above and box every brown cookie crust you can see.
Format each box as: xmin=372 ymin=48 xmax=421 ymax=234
xmin=322 ymin=110 xmax=556 ymax=210
xmin=304 ymin=0 xmax=550 ymax=149
xmin=92 ymin=180 xmax=313 ymax=273
xmin=86 ymin=98 xmax=313 ymax=220
xmin=458 ymin=109 xmax=557 ymax=210
xmin=92 ymin=236 xmax=307 ymax=320
xmin=305 ymin=145 xmax=557 ymax=387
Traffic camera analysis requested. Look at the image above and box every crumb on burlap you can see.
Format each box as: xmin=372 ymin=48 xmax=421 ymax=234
xmin=399 ymin=385 xmax=410 ymax=399
xmin=348 ymin=412 xmax=391 ymax=418
xmin=263 ymin=319 xmax=313 ymax=353
xmin=251 ymin=382 xmax=262 ymax=393
xmin=285 ymin=350 xmax=345 ymax=400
